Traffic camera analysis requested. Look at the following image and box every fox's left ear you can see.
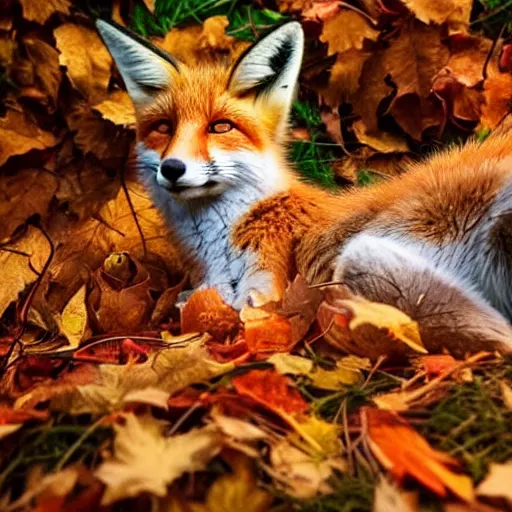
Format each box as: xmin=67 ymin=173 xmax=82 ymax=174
xmin=228 ymin=22 xmax=304 ymax=125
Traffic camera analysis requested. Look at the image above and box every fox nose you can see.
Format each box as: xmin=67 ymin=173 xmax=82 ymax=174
xmin=160 ymin=158 xmax=186 ymax=183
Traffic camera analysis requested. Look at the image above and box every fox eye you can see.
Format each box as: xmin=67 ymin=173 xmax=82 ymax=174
xmin=152 ymin=120 xmax=172 ymax=134
xmin=209 ymin=120 xmax=234 ymax=134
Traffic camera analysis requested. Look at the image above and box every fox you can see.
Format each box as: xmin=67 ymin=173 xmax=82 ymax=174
xmin=96 ymin=19 xmax=512 ymax=356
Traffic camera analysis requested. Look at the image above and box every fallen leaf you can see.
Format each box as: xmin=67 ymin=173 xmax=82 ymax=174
xmin=0 ymin=109 xmax=59 ymax=167
xmin=476 ymin=461 xmax=512 ymax=504
xmin=60 ymin=284 xmax=88 ymax=346
xmin=401 ymin=0 xmax=472 ymax=31
xmin=244 ymin=310 xmax=293 ymax=353
xmin=122 ymin=387 xmax=170 ymax=409
xmin=365 ymin=408 xmax=474 ymax=501
xmin=374 ymin=477 xmax=420 ymax=512
xmin=199 ymin=16 xmax=235 ymax=51
xmin=0 ymin=424 xmax=23 ymax=439
xmin=181 ymin=288 xmax=239 ymax=342
xmin=289 ymin=415 xmax=342 ymax=457
xmin=352 ymin=120 xmax=409 ymax=153
xmin=211 ymin=412 xmax=267 ymax=441
xmin=54 ymin=23 xmax=112 ymax=104
xmin=318 ymin=292 xmax=427 ymax=360
xmin=268 ymin=353 xmax=314 ymax=375
xmin=309 ymin=360 xmax=363 ymax=390
xmin=50 ymin=339 xmax=234 ymax=414
xmin=268 ymin=440 xmax=343 ymax=498
xmin=96 ymin=414 xmax=223 ymax=504
xmin=232 ymin=369 xmax=308 ymax=417
xmin=92 ymin=90 xmax=136 ymax=127
xmin=19 ymin=0 xmax=71 ymax=24
xmin=320 ymin=10 xmax=379 ymax=55
xmin=302 ymin=1 xmax=342 ymax=22
xmin=0 ymin=226 xmax=50 ymax=319
xmin=205 ymin=452 xmax=273 ymax=512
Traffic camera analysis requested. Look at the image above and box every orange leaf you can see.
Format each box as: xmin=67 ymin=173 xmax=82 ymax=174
xmin=365 ymin=408 xmax=474 ymax=501
xmin=181 ymin=288 xmax=240 ymax=342
xmin=244 ymin=311 xmax=293 ymax=354
xmin=232 ymin=369 xmax=308 ymax=417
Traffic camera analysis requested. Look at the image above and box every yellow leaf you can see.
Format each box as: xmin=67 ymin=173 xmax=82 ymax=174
xmin=96 ymin=414 xmax=224 ymax=504
xmin=401 ymin=0 xmax=472 ymax=31
xmin=289 ymin=415 xmax=342 ymax=457
xmin=205 ymin=454 xmax=273 ymax=512
xmin=60 ymin=285 xmax=87 ymax=347
xmin=310 ymin=364 xmax=362 ymax=390
xmin=268 ymin=353 xmax=314 ymax=375
xmin=92 ymin=90 xmax=136 ymax=127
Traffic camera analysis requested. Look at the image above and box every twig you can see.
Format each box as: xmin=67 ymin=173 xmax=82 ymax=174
xmin=471 ymin=0 xmax=512 ymax=26
xmin=483 ymin=24 xmax=506 ymax=80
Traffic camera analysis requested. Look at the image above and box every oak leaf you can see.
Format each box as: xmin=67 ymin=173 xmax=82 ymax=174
xmin=365 ymin=408 xmax=474 ymax=501
xmin=19 ymin=0 xmax=71 ymax=24
xmin=320 ymin=10 xmax=379 ymax=55
xmin=95 ymin=414 xmax=224 ymax=504
xmin=54 ymin=23 xmax=112 ymax=104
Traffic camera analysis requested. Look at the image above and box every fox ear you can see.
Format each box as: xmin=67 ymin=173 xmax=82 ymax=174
xmin=228 ymin=22 xmax=304 ymax=118
xmin=96 ymin=19 xmax=179 ymax=108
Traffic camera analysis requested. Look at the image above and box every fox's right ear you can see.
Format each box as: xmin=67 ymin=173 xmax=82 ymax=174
xmin=96 ymin=20 xmax=179 ymax=108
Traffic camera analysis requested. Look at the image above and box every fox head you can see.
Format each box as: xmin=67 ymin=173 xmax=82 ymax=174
xmin=96 ymin=20 xmax=304 ymax=201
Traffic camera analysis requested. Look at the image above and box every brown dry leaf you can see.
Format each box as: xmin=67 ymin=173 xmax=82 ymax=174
xmin=19 ymin=0 xmax=71 ymax=24
xmin=321 ymin=49 xmax=370 ymax=106
xmin=0 ymin=226 xmax=50 ymax=319
xmin=320 ymin=10 xmax=379 ymax=55
xmin=54 ymin=23 xmax=113 ymax=104
xmin=276 ymin=0 xmax=316 ymax=13
xmin=64 ymin=101 xmax=132 ymax=162
xmin=352 ymin=120 xmax=408 ymax=153
xmin=302 ymin=1 xmax=341 ymax=22
xmin=401 ymin=0 xmax=472 ymax=31
xmin=479 ymin=71 xmax=512 ymax=129
xmin=54 ymin=156 xmax=121 ymax=220
xmin=476 ymin=461 xmax=512 ymax=504
xmin=243 ymin=309 xmax=293 ymax=353
xmin=92 ymin=90 xmax=136 ymax=127
xmin=96 ymin=414 xmax=224 ymax=504
xmin=366 ymin=408 xmax=474 ymax=501
xmin=22 ymin=37 xmax=62 ymax=110
xmin=0 ymin=109 xmax=59 ymax=167
xmin=0 ymin=169 xmax=58 ymax=240
xmin=142 ymin=0 xmax=155 ymax=13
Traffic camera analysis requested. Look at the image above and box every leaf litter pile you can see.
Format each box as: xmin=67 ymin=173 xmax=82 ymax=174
xmin=1 ymin=0 xmax=512 ymax=510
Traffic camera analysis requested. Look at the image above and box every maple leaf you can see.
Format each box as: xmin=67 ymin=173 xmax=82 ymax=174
xmin=477 ymin=461 xmax=512 ymax=504
xmin=365 ymin=408 xmax=474 ymax=501
xmin=320 ymin=10 xmax=379 ymax=55
xmin=95 ymin=414 xmax=224 ymax=504
xmin=54 ymin=23 xmax=112 ymax=104
xmin=19 ymin=0 xmax=71 ymax=25
xmin=0 ymin=109 xmax=60 ymax=167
